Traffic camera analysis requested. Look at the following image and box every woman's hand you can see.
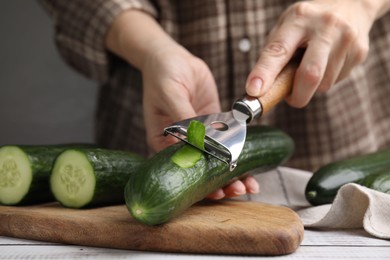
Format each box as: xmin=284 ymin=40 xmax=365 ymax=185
xmin=246 ymin=0 xmax=390 ymax=107
xmin=206 ymin=175 xmax=260 ymax=199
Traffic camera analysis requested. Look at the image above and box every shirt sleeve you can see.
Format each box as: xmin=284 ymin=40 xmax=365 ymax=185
xmin=39 ymin=0 xmax=157 ymax=84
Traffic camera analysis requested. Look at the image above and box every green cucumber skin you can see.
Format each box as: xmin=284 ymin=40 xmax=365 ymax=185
xmin=125 ymin=126 xmax=294 ymax=225
xmin=305 ymin=149 xmax=390 ymax=205
xmin=55 ymin=148 xmax=145 ymax=208
xmin=0 ymin=144 xmax=93 ymax=205
xmin=358 ymin=170 xmax=390 ymax=194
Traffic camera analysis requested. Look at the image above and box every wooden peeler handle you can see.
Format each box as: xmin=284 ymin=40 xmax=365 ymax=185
xmin=258 ymin=53 xmax=302 ymax=115
xmin=233 ymin=52 xmax=302 ymax=123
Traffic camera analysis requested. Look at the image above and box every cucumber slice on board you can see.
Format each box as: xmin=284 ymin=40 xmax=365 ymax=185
xmin=0 ymin=146 xmax=32 ymax=205
xmin=0 ymin=144 xmax=91 ymax=205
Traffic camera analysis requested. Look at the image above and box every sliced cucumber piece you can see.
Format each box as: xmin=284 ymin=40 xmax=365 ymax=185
xmin=51 ymin=150 xmax=95 ymax=208
xmin=0 ymin=146 xmax=31 ymax=205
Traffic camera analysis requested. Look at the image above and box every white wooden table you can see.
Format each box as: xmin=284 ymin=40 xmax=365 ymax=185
xmin=2 ymin=168 xmax=390 ymax=259
xmin=1 ymin=229 xmax=390 ymax=259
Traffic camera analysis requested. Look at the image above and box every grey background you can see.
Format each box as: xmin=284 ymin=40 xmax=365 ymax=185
xmin=0 ymin=1 xmax=97 ymax=145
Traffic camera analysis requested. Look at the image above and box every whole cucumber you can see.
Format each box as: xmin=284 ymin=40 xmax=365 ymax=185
xmin=305 ymin=149 xmax=390 ymax=205
xmin=125 ymin=126 xmax=294 ymax=225
xmin=358 ymin=170 xmax=390 ymax=194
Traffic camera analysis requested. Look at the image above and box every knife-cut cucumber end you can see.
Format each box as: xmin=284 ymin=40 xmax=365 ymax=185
xmin=0 ymin=146 xmax=32 ymax=205
xmin=50 ymin=150 xmax=95 ymax=208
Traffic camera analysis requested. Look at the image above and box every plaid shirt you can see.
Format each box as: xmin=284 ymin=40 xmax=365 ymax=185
xmin=40 ymin=0 xmax=390 ymax=171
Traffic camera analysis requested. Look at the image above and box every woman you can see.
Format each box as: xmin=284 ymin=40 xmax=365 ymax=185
xmin=39 ymin=0 xmax=390 ymax=199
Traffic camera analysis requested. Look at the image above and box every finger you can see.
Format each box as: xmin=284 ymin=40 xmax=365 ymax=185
xmin=240 ymin=175 xmax=260 ymax=194
xmin=318 ymin=24 xmax=362 ymax=91
xmin=336 ymin=40 xmax=369 ymax=83
xmin=223 ymin=180 xmax=246 ymax=198
xmin=335 ymin=60 xmax=354 ymax=84
xmin=206 ymin=189 xmax=225 ymax=200
xmin=284 ymin=12 xmax=350 ymax=107
xmin=285 ymin=37 xmax=331 ymax=107
xmin=317 ymin=50 xmax=347 ymax=93
xmin=245 ymin=20 xmax=306 ymax=97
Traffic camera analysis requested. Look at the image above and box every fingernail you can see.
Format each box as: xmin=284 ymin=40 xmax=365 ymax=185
xmin=233 ymin=187 xmax=246 ymax=196
xmin=207 ymin=190 xmax=225 ymax=200
xmin=247 ymin=177 xmax=260 ymax=194
xmin=246 ymin=77 xmax=263 ymax=96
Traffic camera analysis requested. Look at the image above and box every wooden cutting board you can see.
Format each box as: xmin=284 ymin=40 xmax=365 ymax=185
xmin=0 ymin=200 xmax=303 ymax=255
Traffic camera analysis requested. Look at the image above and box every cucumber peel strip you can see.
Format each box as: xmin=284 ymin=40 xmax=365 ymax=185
xmin=171 ymin=120 xmax=206 ymax=168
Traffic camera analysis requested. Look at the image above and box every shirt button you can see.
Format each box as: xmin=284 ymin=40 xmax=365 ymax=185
xmin=238 ymin=38 xmax=251 ymax=53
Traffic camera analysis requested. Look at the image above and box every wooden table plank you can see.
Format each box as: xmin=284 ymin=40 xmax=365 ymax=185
xmin=1 ymin=231 xmax=390 ymax=260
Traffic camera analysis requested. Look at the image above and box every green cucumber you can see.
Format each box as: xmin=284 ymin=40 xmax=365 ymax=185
xmin=50 ymin=148 xmax=145 ymax=208
xmin=357 ymin=170 xmax=390 ymax=194
xmin=305 ymin=149 xmax=390 ymax=205
xmin=0 ymin=144 xmax=93 ymax=205
xmin=125 ymin=126 xmax=294 ymax=225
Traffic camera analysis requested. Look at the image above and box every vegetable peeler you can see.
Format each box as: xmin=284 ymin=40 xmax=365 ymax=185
xmin=164 ymin=59 xmax=298 ymax=171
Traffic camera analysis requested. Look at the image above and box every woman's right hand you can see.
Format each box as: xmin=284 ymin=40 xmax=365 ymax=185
xmin=106 ymin=9 xmax=220 ymax=152
xmin=141 ymin=43 xmax=221 ymax=153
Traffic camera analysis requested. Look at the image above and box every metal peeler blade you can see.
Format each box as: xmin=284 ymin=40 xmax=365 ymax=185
xmin=163 ymin=59 xmax=297 ymax=171
xmin=164 ymin=96 xmax=262 ymax=171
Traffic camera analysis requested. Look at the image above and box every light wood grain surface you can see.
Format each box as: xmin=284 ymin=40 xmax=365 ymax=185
xmin=0 ymin=200 xmax=303 ymax=256
xmin=1 ymin=229 xmax=390 ymax=259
